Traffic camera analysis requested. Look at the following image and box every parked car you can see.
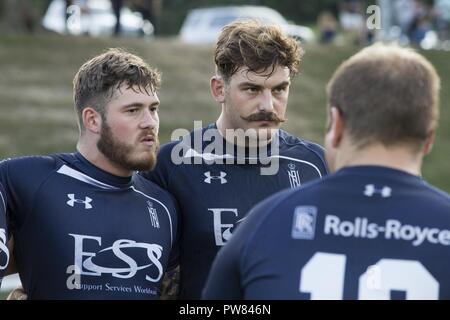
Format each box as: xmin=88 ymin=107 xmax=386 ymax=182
xmin=179 ymin=6 xmax=315 ymax=44
xmin=42 ymin=0 xmax=154 ymax=37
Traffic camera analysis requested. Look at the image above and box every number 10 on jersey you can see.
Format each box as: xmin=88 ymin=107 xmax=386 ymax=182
xmin=300 ymin=252 xmax=439 ymax=300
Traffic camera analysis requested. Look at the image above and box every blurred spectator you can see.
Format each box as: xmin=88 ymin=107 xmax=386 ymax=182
xmin=111 ymin=0 xmax=123 ymax=35
xmin=130 ymin=0 xmax=161 ymax=35
xmin=411 ymin=16 xmax=433 ymax=45
xmin=339 ymin=0 xmax=364 ymax=32
xmin=409 ymin=0 xmax=432 ymax=46
xmin=338 ymin=0 xmax=365 ymax=44
xmin=318 ymin=11 xmax=337 ymax=44
xmin=1 ymin=0 xmax=39 ymax=33
xmin=393 ymin=0 xmax=416 ymax=39
xmin=111 ymin=0 xmax=161 ymax=36
xmin=434 ymin=0 xmax=450 ymax=41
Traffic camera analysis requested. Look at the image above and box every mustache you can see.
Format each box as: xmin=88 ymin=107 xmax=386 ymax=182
xmin=241 ymin=112 xmax=286 ymax=123
xmin=138 ymin=130 xmax=157 ymax=140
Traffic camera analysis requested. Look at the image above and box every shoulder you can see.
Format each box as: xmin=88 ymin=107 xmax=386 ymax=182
xmin=133 ymin=173 xmax=171 ymax=194
xmin=279 ymin=130 xmax=325 ymax=157
xmin=0 ymin=154 xmax=75 ymax=207
xmin=421 ymin=182 xmax=450 ymax=206
xmin=277 ymin=130 xmax=328 ymax=175
xmin=0 ymin=154 xmax=67 ymax=177
xmin=133 ymin=173 xmax=178 ymax=209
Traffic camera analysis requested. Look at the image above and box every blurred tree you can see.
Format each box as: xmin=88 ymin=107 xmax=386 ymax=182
xmin=0 ymin=0 xmax=50 ymax=33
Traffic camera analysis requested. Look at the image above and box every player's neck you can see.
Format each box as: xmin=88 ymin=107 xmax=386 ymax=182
xmin=77 ymin=141 xmax=133 ymax=178
xmin=337 ymin=143 xmax=423 ymax=176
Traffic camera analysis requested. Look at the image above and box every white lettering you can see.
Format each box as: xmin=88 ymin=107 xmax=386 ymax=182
xmin=324 ymin=215 xmax=340 ymax=235
xmin=69 ymin=233 xmax=102 ymax=276
xmin=0 ymin=229 xmax=9 ymax=270
xmin=340 ymin=221 xmax=354 ymax=237
xmin=68 ymin=233 xmax=164 ymax=283
xmin=385 ymin=220 xmax=401 ymax=239
xmin=367 ymin=223 xmax=379 ymax=239
xmin=438 ymin=230 xmax=450 ymax=245
xmin=209 ymin=208 xmax=239 ymax=246
xmin=324 ymin=216 xmax=450 ymax=247
xmin=366 ymin=5 xmax=381 ymax=30
xmin=66 ymin=264 xmax=81 ymax=290
xmin=169 ymin=121 xmax=282 ymax=175
xmin=400 ymin=225 xmax=416 ymax=241
xmin=179 ymin=304 xmax=214 ymax=317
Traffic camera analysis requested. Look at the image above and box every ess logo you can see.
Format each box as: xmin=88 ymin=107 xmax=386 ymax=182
xmin=209 ymin=208 xmax=246 ymax=246
xmin=0 ymin=228 xmax=9 ymax=270
xmin=68 ymin=233 xmax=164 ymax=286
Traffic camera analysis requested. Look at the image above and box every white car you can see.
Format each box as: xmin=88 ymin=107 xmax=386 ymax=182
xmin=42 ymin=0 xmax=154 ymax=37
xmin=180 ymin=6 xmax=315 ymax=44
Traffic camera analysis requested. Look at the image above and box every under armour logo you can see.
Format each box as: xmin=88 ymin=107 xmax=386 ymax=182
xmin=67 ymin=194 xmax=93 ymax=209
xmin=204 ymin=171 xmax=227 ymax=184
xmin=364 ymin=184 xmax=392 ymax=198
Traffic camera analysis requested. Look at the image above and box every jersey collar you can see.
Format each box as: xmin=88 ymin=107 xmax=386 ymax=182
xmin=73 ymin=152 xmax=133 ymax=189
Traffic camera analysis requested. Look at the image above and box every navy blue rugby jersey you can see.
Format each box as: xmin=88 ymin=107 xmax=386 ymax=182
xmin=0 ymin=182 xmax=8 ymax=286
xmin=143 ymin=123 xmax=328 ymax=299
xmin=203 ymin=166 xmax=450 ymax=300
xmin=0 ymin=152 xmax=179 ymax=299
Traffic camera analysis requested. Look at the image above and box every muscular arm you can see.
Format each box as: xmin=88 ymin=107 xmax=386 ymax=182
xmin=159 ymin=265 xmax=180 ymax=300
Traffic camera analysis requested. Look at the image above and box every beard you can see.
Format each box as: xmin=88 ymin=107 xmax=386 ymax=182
xmin=97 ymin=121 xmax=159 ymax=172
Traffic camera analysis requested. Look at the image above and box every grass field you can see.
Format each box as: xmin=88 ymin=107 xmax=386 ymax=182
xmin=0 ymin=33 xmax=449 ymax=193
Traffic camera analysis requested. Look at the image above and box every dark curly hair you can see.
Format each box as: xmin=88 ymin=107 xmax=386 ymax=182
xmin=214 ymin=20 xmax=303 ymax=82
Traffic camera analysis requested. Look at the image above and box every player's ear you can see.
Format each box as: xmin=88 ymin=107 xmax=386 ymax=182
xmin=329 ymin=106 xmax=344 ymax=148
xmin=423 ymin=130 xmax=435 ymax=155
xmin=210 ymin=75 xmax=226 ymax=103
xmin=82 ymin=107 xmax=102 ymax=134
